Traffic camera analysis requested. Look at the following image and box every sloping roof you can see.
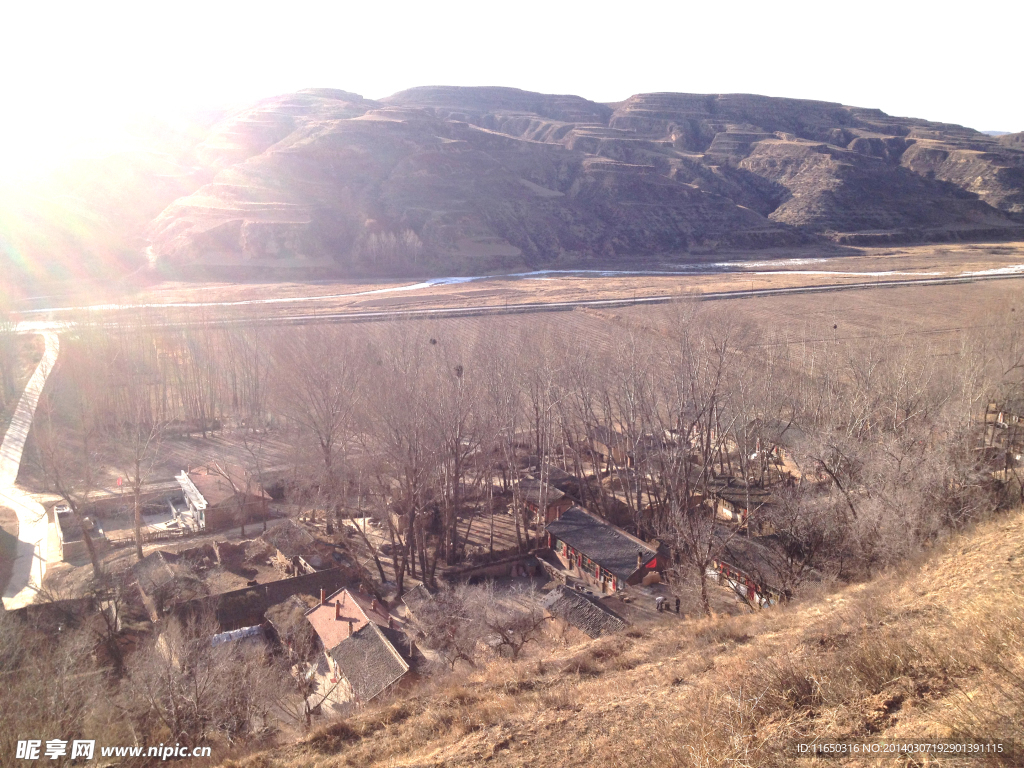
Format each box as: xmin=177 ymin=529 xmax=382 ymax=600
xmin=330 ymin=622 xmax=409 ymax=703
xmin=518 ymin=478 xmax=566 ymax=506
xmin=710 ymin=477 xmax=773 ymax=511
xmin=590 ymin=425 xmax=627 ymax=449
xmin=745 ymin=418 xmax=807 ymax=451
xmin=186 ymin=465 xmax=270 ymax=507
xmin=542 ymin=585 xmax=626 ymax=638
xmin=525 ymin=462 xmax=580 ymax=484
xmin=713 ymin=525 xmax=786 ymax=591
xmin=401 ymin=583 xmax=432 ymax=617
xmin=305 ymin=587 xmax=391 ymax=653
xmin=545 ymin=506 xmax=657 ymax=581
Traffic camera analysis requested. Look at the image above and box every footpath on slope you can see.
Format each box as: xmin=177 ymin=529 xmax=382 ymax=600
xmin=1 ymin=333 xmax=60 ymax=610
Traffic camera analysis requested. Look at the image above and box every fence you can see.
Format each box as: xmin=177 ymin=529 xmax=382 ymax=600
xmin=105 ymin=527 xmax=190 ymax=549
xmin=708 ymin=559 xmax=785 ymax=607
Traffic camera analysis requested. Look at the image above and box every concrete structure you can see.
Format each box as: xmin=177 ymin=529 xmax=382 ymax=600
xmin=1 ymin=333 xmax=60 ymax=610
xmin=176 ymin=465 xmax=270 ymax=531
xmin=54 ymin=505 xmax=109 ymax=562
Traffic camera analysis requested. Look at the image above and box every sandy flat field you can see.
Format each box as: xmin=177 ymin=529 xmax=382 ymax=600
xmin=14 ymin=241 xmax=1024 ymax=326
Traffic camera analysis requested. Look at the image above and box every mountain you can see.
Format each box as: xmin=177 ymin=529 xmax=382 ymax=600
xmin=146 ymin=87 xmax=1024 ymax=277
xmin=5 ymin=87 xmax=1024 ymax=290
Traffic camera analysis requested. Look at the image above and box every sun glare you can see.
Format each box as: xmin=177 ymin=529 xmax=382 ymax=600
xmin=0 ymin=0 xmax=1018 ymax=183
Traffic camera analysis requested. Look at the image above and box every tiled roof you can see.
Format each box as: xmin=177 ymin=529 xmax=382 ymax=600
xmin=545 ymin=506 xmax=656 ymax=581
xmin=518 ymin=478 xmax=566 ymax=506
xmin=186 ymin=466 xmax=270 ymax=507
xmin=305 ymin=588 xmax=391 ymax=653
xmin=715 ymin=526 xmax=786 ymax=591
xmin=330 ymin=622 xmax=409 ymax=703
xmin=542 ymin=586 xmax=626 ymax=638
xmin=710 ymin=477 xmax=773 ymax=510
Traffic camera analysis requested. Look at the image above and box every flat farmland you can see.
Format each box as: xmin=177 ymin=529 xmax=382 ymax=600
xmin=606 ymin=280 xmax=1024 ymax=347
xmin=328 ymin=278 xmax=1024 ymax=350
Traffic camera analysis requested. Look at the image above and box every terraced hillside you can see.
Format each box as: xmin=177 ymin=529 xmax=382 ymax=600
xmin=149 ymin=87 xmax=1024 ymax=276
xmin=5 ymin=87 xmax=1024 ymax=291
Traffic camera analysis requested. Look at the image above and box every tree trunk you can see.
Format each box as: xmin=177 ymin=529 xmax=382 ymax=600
xmin=698 ymin=561 xmax=711 ymax=618
xmin=133 ymin=488 xmax=144 ymax=562
xmin=80 ymin=524 xmax=103 ymax=579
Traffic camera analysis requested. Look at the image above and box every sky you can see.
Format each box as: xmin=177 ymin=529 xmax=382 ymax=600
xmin=0 ymin=0 xmax=1020 ymax=177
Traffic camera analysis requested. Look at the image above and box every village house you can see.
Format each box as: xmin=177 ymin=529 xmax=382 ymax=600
xmin=517 ymin=478 xmax=573 ymax=524
xmin=400 ymin=583 xmax=432 ymax=621
xmin=589 ymin=425 xmax=631 ymax=468
xmin=709 ymin=526 xmax=790 ymax=608
xmin=708 ymin=476 xmax=774 ymax=533
xmin=526 ymin=462 xmax=586 ymax=500
xmin=175 ymin=465 xmax=271 ymax=532
xmin=330 ymin=622 xmax=412 ymax=704
xmin=984 ymin=400 xmax=1024 ymax=454
xmin=544 ymin=506 xmax=662 ymax=593
xmin=305 ymin=586 xmax=415 ymax=705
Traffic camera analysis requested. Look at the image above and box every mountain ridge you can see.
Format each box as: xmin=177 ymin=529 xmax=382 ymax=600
xmin=146 ymin=86 xmax=1024 ymax=275
xmin=3 ymin=86 xmax=1024 ymax=291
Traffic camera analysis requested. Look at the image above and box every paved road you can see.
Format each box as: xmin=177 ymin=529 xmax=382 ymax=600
xmin=1 ymin=333 xmax=60 ymax=610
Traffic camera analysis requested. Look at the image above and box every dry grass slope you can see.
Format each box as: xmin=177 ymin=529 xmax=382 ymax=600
xmin=222 ymin=509 xmax=1024 ymax=768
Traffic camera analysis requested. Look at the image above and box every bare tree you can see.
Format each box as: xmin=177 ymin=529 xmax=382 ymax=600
xmin=167 ymin=313 xmax=222 ymax=438
xmin=273 ymin=325 xmax=360 ymax=526
xmin=0 ymin=612 xmax=106 ymax=761
xmin=480 ymin=583 xmax=552 ymax=661
xmin=648 ymin=302 xmax=737 ymax=617
xmin=122 ymin=612 xmax=275 ymax=748
xmin=207 ymin=461 xmax=261 ymax=538
xmin=267 ymin=598 xmax=347 ymax=728
xmin=429 ymin=335 xmax=485 ymax=565
xmin=412 ymin=584 xmax=483 ymax=670
xmin=104 ymin=316 xmax=165 ymax=560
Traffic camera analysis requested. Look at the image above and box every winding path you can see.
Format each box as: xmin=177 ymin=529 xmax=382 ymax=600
xmin=1 ymin=333 xmax=60 ymax=610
